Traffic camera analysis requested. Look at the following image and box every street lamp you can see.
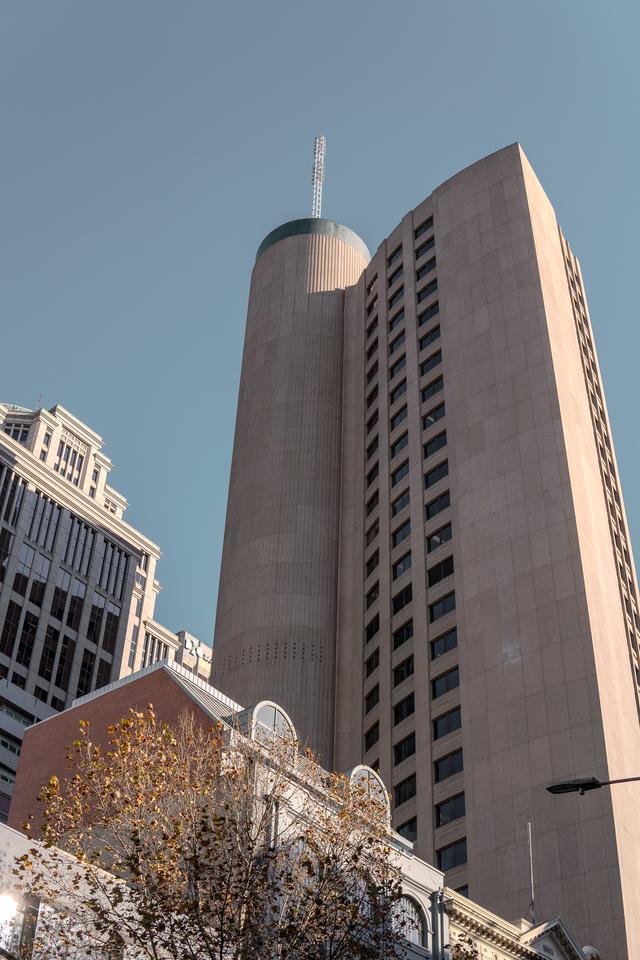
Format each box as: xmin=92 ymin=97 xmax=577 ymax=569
xmin=546 ymin=775 xmax=640 ymax=796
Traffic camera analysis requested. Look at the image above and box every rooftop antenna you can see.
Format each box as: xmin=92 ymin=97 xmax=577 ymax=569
xmin=525 ymin=820 xmax=537 ymax=924
xmin=311 ymin=135 xmax=326 ymax=219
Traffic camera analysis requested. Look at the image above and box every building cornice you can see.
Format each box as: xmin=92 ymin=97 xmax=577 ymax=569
xmin=0 ymin=439 xmax=161 ymax=558
xmin=443 ymin=891 xmax=541 ymax=959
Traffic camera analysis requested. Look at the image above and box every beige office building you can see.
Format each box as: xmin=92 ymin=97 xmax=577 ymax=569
xmin=213 ymin=144 xmax=640 ymax=958
xmin=0 ymin=402 xmax=211 ymax=819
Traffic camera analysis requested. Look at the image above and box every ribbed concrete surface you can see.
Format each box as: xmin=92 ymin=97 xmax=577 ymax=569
xmin=213 ymin=230 xmax=368 ymax=764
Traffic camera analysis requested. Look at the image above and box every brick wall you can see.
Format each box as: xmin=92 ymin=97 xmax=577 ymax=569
xmin=9 ymin=667 xmax=210 ymax=831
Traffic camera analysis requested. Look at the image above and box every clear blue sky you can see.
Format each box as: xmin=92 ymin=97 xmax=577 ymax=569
xmin=1 ymin=1 xmax=638 ymax=642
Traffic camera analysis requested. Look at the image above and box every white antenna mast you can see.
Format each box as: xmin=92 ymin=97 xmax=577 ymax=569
xmin=311 ymin=135 xmax=326 ymax=218
xmin=526 ymin=821 xmax=537 ymax=924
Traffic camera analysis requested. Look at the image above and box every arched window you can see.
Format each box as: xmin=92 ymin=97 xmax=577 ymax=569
xmin=394 ymin=896 xmax=425 ymax=947
xmin=349 ymin=765 xmax=391 ymax=821
xmin=253 ymin=702 xmax=296 ymax=744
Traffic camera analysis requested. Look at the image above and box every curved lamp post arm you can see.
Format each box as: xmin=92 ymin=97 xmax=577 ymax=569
xmin=546 ymin=775 xmax=640 ymax=795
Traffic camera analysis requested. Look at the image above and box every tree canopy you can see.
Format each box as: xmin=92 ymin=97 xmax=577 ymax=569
xmin=14 ymin=705 xmax=414 ymax=960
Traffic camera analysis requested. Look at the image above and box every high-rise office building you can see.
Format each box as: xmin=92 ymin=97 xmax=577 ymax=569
xmin=0 ymin=402 xmax=210 ymax=818
xmin=213 ymin=144 xmax=640 ymax=958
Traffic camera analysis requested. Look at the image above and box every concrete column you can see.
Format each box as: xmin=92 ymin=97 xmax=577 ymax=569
xmin=213 ymin=219 xmax=368 ymax=765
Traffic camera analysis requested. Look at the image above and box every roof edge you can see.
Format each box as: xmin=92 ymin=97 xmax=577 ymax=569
xmin=256 ymin=218 xmax=369 ymax=263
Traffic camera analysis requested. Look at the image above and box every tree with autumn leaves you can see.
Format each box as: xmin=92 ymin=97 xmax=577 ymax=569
xmin=12 ymin=705 xmax=417 ymax=959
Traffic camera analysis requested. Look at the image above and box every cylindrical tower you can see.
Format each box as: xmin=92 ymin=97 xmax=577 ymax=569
xmin=213 ymin=218 xmax=369 ymax=764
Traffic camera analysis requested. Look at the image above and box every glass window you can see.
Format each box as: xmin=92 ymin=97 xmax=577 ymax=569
xmin=394 ymin=693 xmax=415 ymax=725
xmin=394 ymin=774 xmax=416 ymax=806
xmin=427 ymin=523 xmax=452 ymax=553
xmin=437 ymin=837 xmax=467 ymax=871
xmin=422 ymin=375 xmax=444 ymax=403
xmin=0 ymin=601 xmax=22 ymax=658
xmin=392 ymin=553 xmax=412 ymax=581
xmin=428 ymin=555 xmax=454 ymax=586
xmin=367 ymin=410 xmax=379 ymax=433
xmin=423 ymin=402 xmax=445 ymax=430
xmin=365 ymin=614 xmax=379 ymax=644
xmin=365 ymin=648 xmax=379 ymax=677
xmin=365 ymin=583 xmax=379 ymax=609
xmin=392 ymin=584 xmax=413 ymax=615
xmin=366 ymin=436 xmax=379 ymax=461
xmin=387 ymin=245 xmax=402 ymax=268
xmin=416 ymin=257 xmax=436 ymax=282
xmin=365 ymin=521 xmax=379 ymax=546
xmin=424 ymin=431 xmax=447 ymax=459
xmin=390 ymin=433 xmax=409 ymax=459
xmin=425 ymin=460 xmax=448 ymax=488
xmin=365 ymin=685 xmax=379 ymax=713
xmin=415 ymin=235 xmax=435 ymax=260
xmin=254 ymin=703 xmax=295 ymax=743
xmin=366 ymin=338 xmax=378 ymax=362
xmin=434 ymin=749 xmax=463 ymax=783
xmin=366 ymin=361 xmax=378 ymax=385
xmin=414 ymin=216 xmax=434 ymax=240
xmin=394 ymin=732 xmax=416 ymax=765
xmin=388 ymin=286 xmax=404 ymax=310
xmin=426 ymin=491 xmax=450 ymax=522
xmin=366 ymin=491 xmax=379 ymax=516
xmin=392 ymin=519 xmax=411 ymax=547
xmin=429 ymin=591 xmax=456 ymax=623
xmin=420 ymin=349 xmax=442 ymax=377
xmin=433 ymin=706 xmax=462 ymax=740
xmin=365 ymin=551 xmax=379 ymax=577
xmin=435 ymin=793 xmax=466 ymax=827
xmin=432 ymin=666 xmax=459 ymax=699
xmin=390 ymin=355 xmax=406 ymax=380
xmin=366 ymin=317 xmax=378 ymax=340
xmin=431 ymin=627 xmax=458 ymax=660
xmin=367 ymin=385 xmax=378 ymax=409
xmin=392 ymin=489 xmax=410 ymax=517
xmin=390 ymin=380 xmax=407 ymax=405
xmin=15 ymin=611 xmax=38 ymax=669
xmin=366 ymin=463 xmax=379 ymax=488
xmin=388 ymin=266 xmax=403 ymax=288
xmin=393 ymin=620 xmax=413 ymax=650
xmin=393 ymin=655 xmax=414 ymax=687
xmin=418 ymin=300 xmax=440 ymax=326
xmin=364 ymin=722 xmax=379 ymax=751
xmin=367 ymin=295 xmax=378 ymax=316
xmin=390 ymin=406 xmax=407 ymax=432
xmin=394 ymin=896 xmax=424 ymax=946
xmin=419 ymin=324 xmax=440 ymax=352
xmin=389 ymin=309 xmax=404 ymax=333
xmin=397 ymin=817 xmax=417 ymax=842
xmin=417 ymin=278 xmax=438 ymax=303
xmin=389 ymin=331 xmax=405 ymax=356
xmin=391 ymin=461 xmax=409 ymax=487
xmin=38 ymin=625 xmax=59 ymax=682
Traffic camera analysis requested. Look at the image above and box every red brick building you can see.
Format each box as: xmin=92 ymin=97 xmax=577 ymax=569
xmin=9 ymin=661 xmax=242 ymax=830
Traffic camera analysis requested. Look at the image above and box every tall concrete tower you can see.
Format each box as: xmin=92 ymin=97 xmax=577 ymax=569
xmin=214 ymin=145 xmax=640 ymax=958
xmin=213 ymin=219 xmax=369 ymax=763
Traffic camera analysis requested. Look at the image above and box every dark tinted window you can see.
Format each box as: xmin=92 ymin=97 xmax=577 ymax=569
xmin=428 ymin=555 xmax=454 ymax=586
xmin=435 ymin=794 xmax=465 ymax=827
xmin=416 ymin=257 xmax=436 ymax=282
xmin=394 ymin=732 xmax=416 ymax=765
xmin=430 ymin=591 xmax=456 ymax=622
xmin=394 ymin=693 xmax=415 ymax=725
xmin=434 ymin=749 xmax=463 ymax=782
xmin=392 ymin=519 xmax=411 ymax=547
xmin=433 ymin=706 xmax=462 ymax=740
xmin=420 ymin=350 xmax=442 ymax=377
xmin=425 ymin=461 xmax=449 ymax=489
xmin=393 ymin=620 xmax=413 ymax=650
xmin=365 ymin=648 xmax=379 ymax=677
xmin=432 ymin=666 xmax=459 ymax=699
xmin=390 ymin=380 xmax=407 ymax=405
xmin=426 ymin=490 xmax=450 ymax=519
xmin=437 ymin=838 xmax=467 ymax=871
xmin=419 ymin=324 xmax=440 ymax=352
xmin=390 ymin=355 xmax=406 ymax=380
xmin=427 ymin=523 xmax=452 ymax=552
xmin=391 ymin=461 xmax=409 ymax=487
xmin=391 ymin=433 xmax=409 ymax=459
xmin=365 ymin=614 xmax=379 ymax=644
xmin=417 ymin=278 xmax=438 ymax=303
xmin=431 ymin=627 xmax=458 ymax=659
xmin=418 ymin=300 xmax=439 ymax=326
xmin=415 ymin=235 xmax=435 ymax=259
xmin=422 ymin=375 xmax=444 ymax=403
xmin=392 ymin=489 xmax=410 ymax=517
xmin=423 ymin=402 xmax=445 ymax=430
xmin=414 ymin=216 xmax=434 ymax=239
xmin=397 ymin=816 xmax=417 ymax=842
xmin=365 ymin=723 xmax=379 ymax=751
xmin=394 ymin=774 xmax=416 ymax=806
xmin=392 ymin=584 xmax=413 ymax=615
xmin=393 ymin=655 xmax=414 ymax=687
xmin=365 ymin=685 xmax=379 ymax=713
